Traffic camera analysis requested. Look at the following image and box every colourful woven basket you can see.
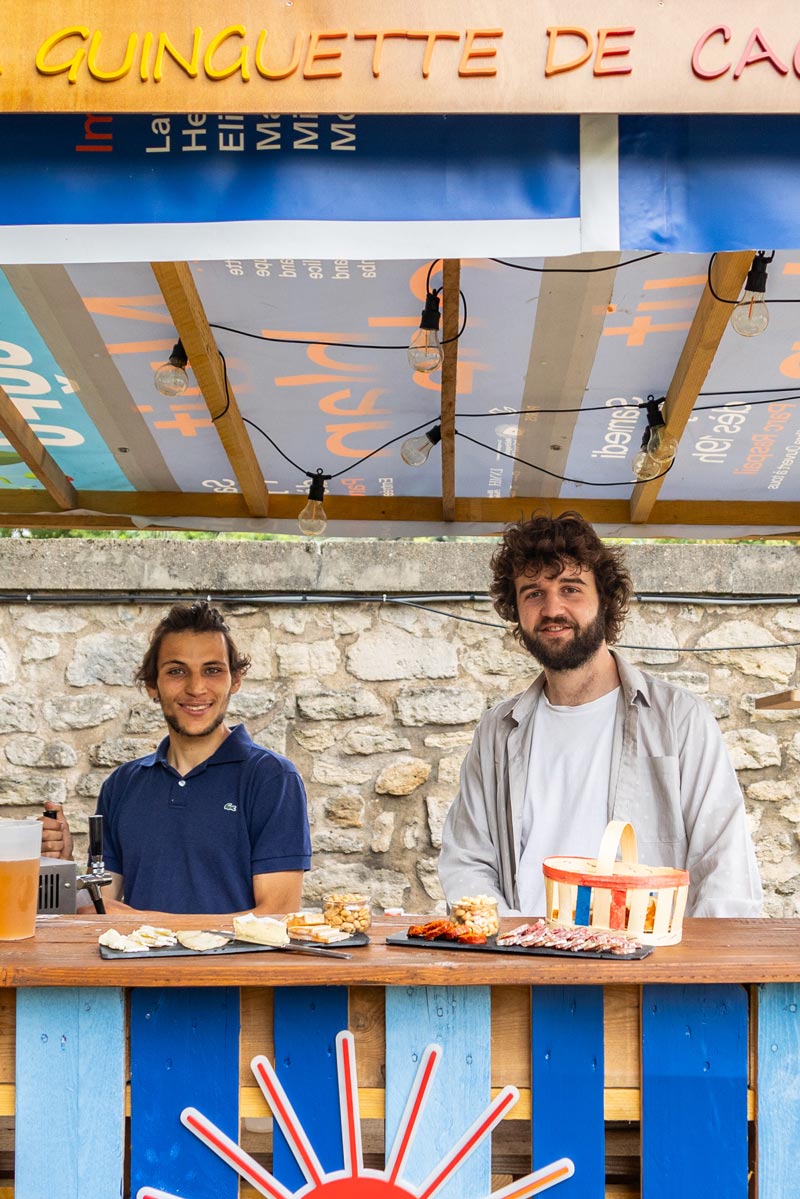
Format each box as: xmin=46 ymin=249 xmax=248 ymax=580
xmin=542 ymin=820 xmax=690 ymax=946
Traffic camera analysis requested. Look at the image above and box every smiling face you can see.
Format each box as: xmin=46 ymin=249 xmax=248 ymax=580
xmin=147 ymin=630 xmax=241 ymax=742
xmin=514 ymin=561 xmax=607 ymax=672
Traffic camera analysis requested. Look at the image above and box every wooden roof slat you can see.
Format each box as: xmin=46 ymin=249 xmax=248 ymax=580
xmin=0 ymin=490 xmax=797 ymax=530
xmin=629 ymin=249 xmax=755 ymax=523
xmin=150 ymin=261 xmax=270 ymax=518
xmin=440 ymin=259 xmax=461 ymax=521
xmin=0 ymin=385 xmax=78 ymax=509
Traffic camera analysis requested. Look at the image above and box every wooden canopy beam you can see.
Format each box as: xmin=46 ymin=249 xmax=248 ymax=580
xmin=440 ymin=259 xmax=461 ymax=521
xmin=0 ymin=385 xmax=78 ymax=509
xmin=629 ymin=250 xmax=755 ymax=523
xmin=150 ymin=261 xmax=270 ymax=517
xmin=0 ymin=490 xmax=797 ymax=531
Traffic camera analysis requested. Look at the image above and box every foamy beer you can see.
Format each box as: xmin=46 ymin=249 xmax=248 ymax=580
xmin=0 ymin=818 xmax=42 ymax=940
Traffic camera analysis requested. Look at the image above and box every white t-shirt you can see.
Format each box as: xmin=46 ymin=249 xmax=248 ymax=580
xmin=516 ymin=687 xmax=620 ymax=916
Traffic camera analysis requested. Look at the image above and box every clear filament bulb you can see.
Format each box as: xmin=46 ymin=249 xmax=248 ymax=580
xmin=154 ymin=360 xmax=189 ymax=397
xmin=407 ymin=328 xmax=443 ymax=373
xmin=731 ymin=291 xmax=769 ymax=337
xmin=401 ymin=433 xmax=436 ymax=467
xmin=297 ymin=498 xmax=327 ymax=536
xmin=646 ymin=425 xmax=678 ymax=464
xmin=632 ymin=450 xmax=663 ymax=481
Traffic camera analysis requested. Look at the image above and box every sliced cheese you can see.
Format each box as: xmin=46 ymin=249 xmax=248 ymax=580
xmin=286 ymin=909 xmax=325 ymax=927
xmin=176 ymin=930 xmax=230 ymax=952
xmin=232 ymin=913 xmax=290 ymax=947
xmin=301 ymin=924 xmax=351 ymax=944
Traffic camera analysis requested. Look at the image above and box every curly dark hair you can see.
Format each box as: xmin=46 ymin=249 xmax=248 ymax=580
xmin=490 ymin=512 xmax=632 ymax=645
xmin=135 ymin=601 xmax=251 ymax=689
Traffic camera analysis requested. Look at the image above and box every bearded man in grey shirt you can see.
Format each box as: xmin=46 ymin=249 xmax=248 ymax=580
xmin=438 ymin=512 xmax=763 ymax=918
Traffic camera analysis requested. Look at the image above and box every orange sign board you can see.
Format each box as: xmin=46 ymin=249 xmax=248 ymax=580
xmin=3 ymin=1 xmax=800 ymax=113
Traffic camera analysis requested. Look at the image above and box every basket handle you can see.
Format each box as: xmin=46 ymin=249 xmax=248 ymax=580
xmin=595 ymin=820 xmax=638 ymax=874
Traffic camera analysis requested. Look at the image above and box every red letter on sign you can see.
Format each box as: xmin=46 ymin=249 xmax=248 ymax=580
xmin=733 ymin=29 xmax=789 ymax=79
xmin=594 ymin=28 xmax=634 ymax=76
xmin=692 ymin=25 xmax=731 ymax=79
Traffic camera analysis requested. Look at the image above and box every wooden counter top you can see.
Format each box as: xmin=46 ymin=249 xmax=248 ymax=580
xmin=1 ymin=915 xmax=797 ymax=986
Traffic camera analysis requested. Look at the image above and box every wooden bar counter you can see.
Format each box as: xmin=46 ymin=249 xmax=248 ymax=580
xmin=2 ymin=917 xmax=799 ymax=1198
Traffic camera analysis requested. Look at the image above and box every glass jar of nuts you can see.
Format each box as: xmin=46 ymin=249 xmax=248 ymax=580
xmin=451 ymin=894 xmax=499 ymax=937
xmin=323 ymin=892 xmax=372 ymax=934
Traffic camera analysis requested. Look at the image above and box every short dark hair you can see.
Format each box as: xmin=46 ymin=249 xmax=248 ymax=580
xmin=135 ymin=601 xmax=251 ymax=689
xmin=490 ymin=512 xmax=632 ymax=645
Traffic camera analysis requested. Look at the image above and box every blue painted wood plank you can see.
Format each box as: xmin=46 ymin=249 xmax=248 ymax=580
xmin=531 ymin=985 xmax=604 ymax=1197
xmin=642 ymin=983 xmax=748 ymax=1199
xmin=756 ymin=983 xmax=800 ymax=1199
xmin=385 ymin=984 xmax=491 ymax=1199
xmin=130 ymin=987 xmax=240 ymax=1199
xmin=272 ymin=985 xmax=348 ymax=1191
xmin=15 ymin=987 xmax=125 ymax=1199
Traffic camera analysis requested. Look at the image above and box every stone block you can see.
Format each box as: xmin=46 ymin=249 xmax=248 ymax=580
xmin=341 ymin=726 xmax=411 ymax=755
xmin=375 ymin=758 xmax=431 ymax=796
xmin=252 ymin=716 xmax=287 ymax=756
xmin=346 ymin=627 xmax=457 ymax=682
xmin=228 ymin=689 xmax=278 ymax=720
xmin=323 ymin=789 xmax=366 ymax=827
xmin=416 ymin=858 xmax=446 ymax=901
xmin=66 ymin=634 xmax=143 ymax=687
xmin=312 ymin=828 xmax=366 ymax=853
xmin=125 ymin=701 xmax=165 ymax=733
xmin=437 ymin=753 xmax=465 ymax=787
xmin=370 ymin=812 xmax=395 ymax=853
xmin=694 ymin=621 xmax=796 ymax=681
xmin=723 ymin=728 xmax=781 ymax=770
xmin=0 ymin=640 xmax=16 ymax=685
xmin=0 ymin=771 xmax=66 ymax=806
xmin=394 ymin=687 xmax=486 ymax=727
xmin=403 ymin=819 xmax=421 ymax=849
xmin=619 ymin=611 xmax=680 ymax=664
xmin=90 ymin=737 xmax=158 ymax=767
xmin=14 ymin=608 xmax=87 ymax=634
xmin=301 ymin=863 xmax=408 ymax=909
xmin=312 ymin=757 xmax=374 ymax=786
xmin=424 ymin=731 xmax=475 ymax=749
xmin=275 ymin=644 xmax=311 ymax=676
xmin=45 ymin=693 xmax=122 ymax=730
xmin=331 ymin=607 xmax=373 ymax=635
xmin=746 ymin=780 xmax=795 ymax=804
xmin=294 ymin=725 xmax=338 ymax=752
xmin=269 ymin=609 xmax=307 ymax=635
xmin=22 ymin=635 xmax=59 ymax=663
xmin=5 ymin=736 xmax=76 ymax=768
xmin=296 ymin=688 xmax=385 ymax=721
xmin=0 ymin=695 xmax=37 ymax=733
xmin=461 ymin=644 xmax=532 ymax=678
xmin=236 ymin=628 xmax=273 ymax=680
xmin=425 ymin=795 xmax=452 ymax=849
xmin=76 ymin=771 xmax=110 ymax=799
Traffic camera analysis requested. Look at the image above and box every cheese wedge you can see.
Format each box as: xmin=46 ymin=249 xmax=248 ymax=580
xmin=232 ymin=913 xmax=290 ymax=947
xmin=176 ymin=930 xmax=230 ymax=952
xmin=286 ymin=909 xmax=325 ymax=927
xmin=301 ymin=924 xmax=351 ymax=944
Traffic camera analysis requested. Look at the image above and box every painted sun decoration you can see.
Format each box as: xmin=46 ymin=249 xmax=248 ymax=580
xmin=137 ymin=1030 xmax=574 ymax=1199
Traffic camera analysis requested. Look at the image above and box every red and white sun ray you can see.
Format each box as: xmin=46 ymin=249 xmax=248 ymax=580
xmin=137 ymin=1029 xmax=574 ymax=1199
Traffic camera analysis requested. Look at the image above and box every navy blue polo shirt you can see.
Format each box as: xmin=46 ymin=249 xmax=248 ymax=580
xmin=96 ymin=724 xmax=311 ymax=914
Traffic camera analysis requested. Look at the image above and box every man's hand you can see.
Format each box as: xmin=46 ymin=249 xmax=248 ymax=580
xmin=39 ymin=801 xmax=74 ymax=860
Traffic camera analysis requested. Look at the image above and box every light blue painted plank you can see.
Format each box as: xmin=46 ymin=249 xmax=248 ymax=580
xmin=272 ymin=985 xmax=348 ymax=1190
xmin=385 ymin=984 xmax=491 ymax=1199
xmin=757 ymin=983 xmax=800 ymax=1199
xmin=15 ymin=987 xmax=125 ymax=1199
xmin=642 ymin=983 xmax=748 ymax=1199
xmin=130 ymin=987 xmax=239 ymax=1199
xmin=532 ymin=985 xmax=604 ymax=1197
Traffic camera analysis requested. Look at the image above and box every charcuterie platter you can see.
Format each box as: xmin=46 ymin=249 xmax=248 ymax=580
xmin=97 ymin=922 xmax=368 ymax=959
xmin=387 ymin=919 xmax=653 ymax=961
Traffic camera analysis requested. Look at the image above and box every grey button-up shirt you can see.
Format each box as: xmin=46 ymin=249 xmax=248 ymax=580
xmin=438 ymin=652 xmax=763 ymax=918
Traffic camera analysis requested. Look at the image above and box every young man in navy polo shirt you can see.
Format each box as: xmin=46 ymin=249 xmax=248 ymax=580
xmin=43 ymin=601 xmax=311 ymax=919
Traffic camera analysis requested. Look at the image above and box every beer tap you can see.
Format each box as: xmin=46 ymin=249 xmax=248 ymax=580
xmin=76 ymin=815 xmax=113 ymax=915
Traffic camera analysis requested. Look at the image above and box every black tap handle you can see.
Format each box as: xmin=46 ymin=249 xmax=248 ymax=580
xmin=88 ymin=815 xmax=103 ymax=865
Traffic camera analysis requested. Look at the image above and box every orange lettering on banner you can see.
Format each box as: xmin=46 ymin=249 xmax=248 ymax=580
xmin=326 ymin=421 xmax=391 ymax=457
xmin=203 ymin=25 xmax=249 ymax=81
xmin=304 ymin=30 xmax=347 ymax=80
xmin=406 ymin=30 xmax=460 ymax=78
xmin=413 ymin=360 xmax=489 ymax=394
xmin=779 ymin=342 xmax=800 ymax=379
xmin=642 ymin=275 xmax=706 ymax=289
xmin=319 ymin=388 xmax=390 ymax=416
xmin=353 ymin=30 xmax=407 ymax=78
xmin=733 ymin=29 xmax=789 ymax=79
xmin=254 ymin=31 xmax=302 ymax=79
xmin=35 ymin=26 xmax=90 ymax=82
xmin=459 ymin=29 xmax=502 ymax=77
xmin=603 ymin=315 xmax=691 ymax=347
xmin=106 ymin=339 xmax=173 ymax=353
xmin=593 ymin=27 xmax=634 ymax=76
xmin=692 ymin=25 xmax=732 ymax=79
xmin=154 ymin=407 xmax=212 ymax=436
xmin=83 ymin=294 xmax=171 ymax=323
xmin=306 ymin=346 xmax=373 ymax=372
xmin=545 ymin=28 xmax=593 ymax=77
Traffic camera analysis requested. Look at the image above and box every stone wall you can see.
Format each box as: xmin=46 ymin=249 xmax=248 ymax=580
xmin=1 ymin=538 xmax=799 ymax=916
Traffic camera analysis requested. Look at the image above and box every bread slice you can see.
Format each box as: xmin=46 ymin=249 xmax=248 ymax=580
xmin=232 ymin=913 xmax=290 ymax=947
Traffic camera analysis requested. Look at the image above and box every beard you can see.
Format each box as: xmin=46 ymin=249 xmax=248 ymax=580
xmin=519 ymin=607 xmax=607 ymax=671
xmin=163 ymin=709 xmax=228 ymax=739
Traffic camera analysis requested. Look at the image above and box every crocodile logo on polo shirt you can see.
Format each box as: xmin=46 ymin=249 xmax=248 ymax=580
xmin=223 ymin=803 xmax=237 ymax=812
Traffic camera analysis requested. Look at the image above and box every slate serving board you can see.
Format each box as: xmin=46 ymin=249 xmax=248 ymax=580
xmin=385 ymin=931 xmax=652 ymax=961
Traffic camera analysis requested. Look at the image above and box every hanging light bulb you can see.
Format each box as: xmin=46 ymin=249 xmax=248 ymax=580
xmin=298 ymin=470 xmax=329 ymax=536
xmin=154 ymin=340 xmax=189 ymax=396
xmin=408 ymin=290 xmax=443 ymax=373
xmin=731 ymin=251 xmax=774 ymax=337
xmin=632 ymin=398 xmax=678 ymax=482
xmin=401 ymin=424 xmax=442 ymax=467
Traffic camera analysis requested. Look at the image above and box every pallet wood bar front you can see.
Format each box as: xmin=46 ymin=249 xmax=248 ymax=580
xmin=2 ymin=917 xmax=798 ymax=1197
